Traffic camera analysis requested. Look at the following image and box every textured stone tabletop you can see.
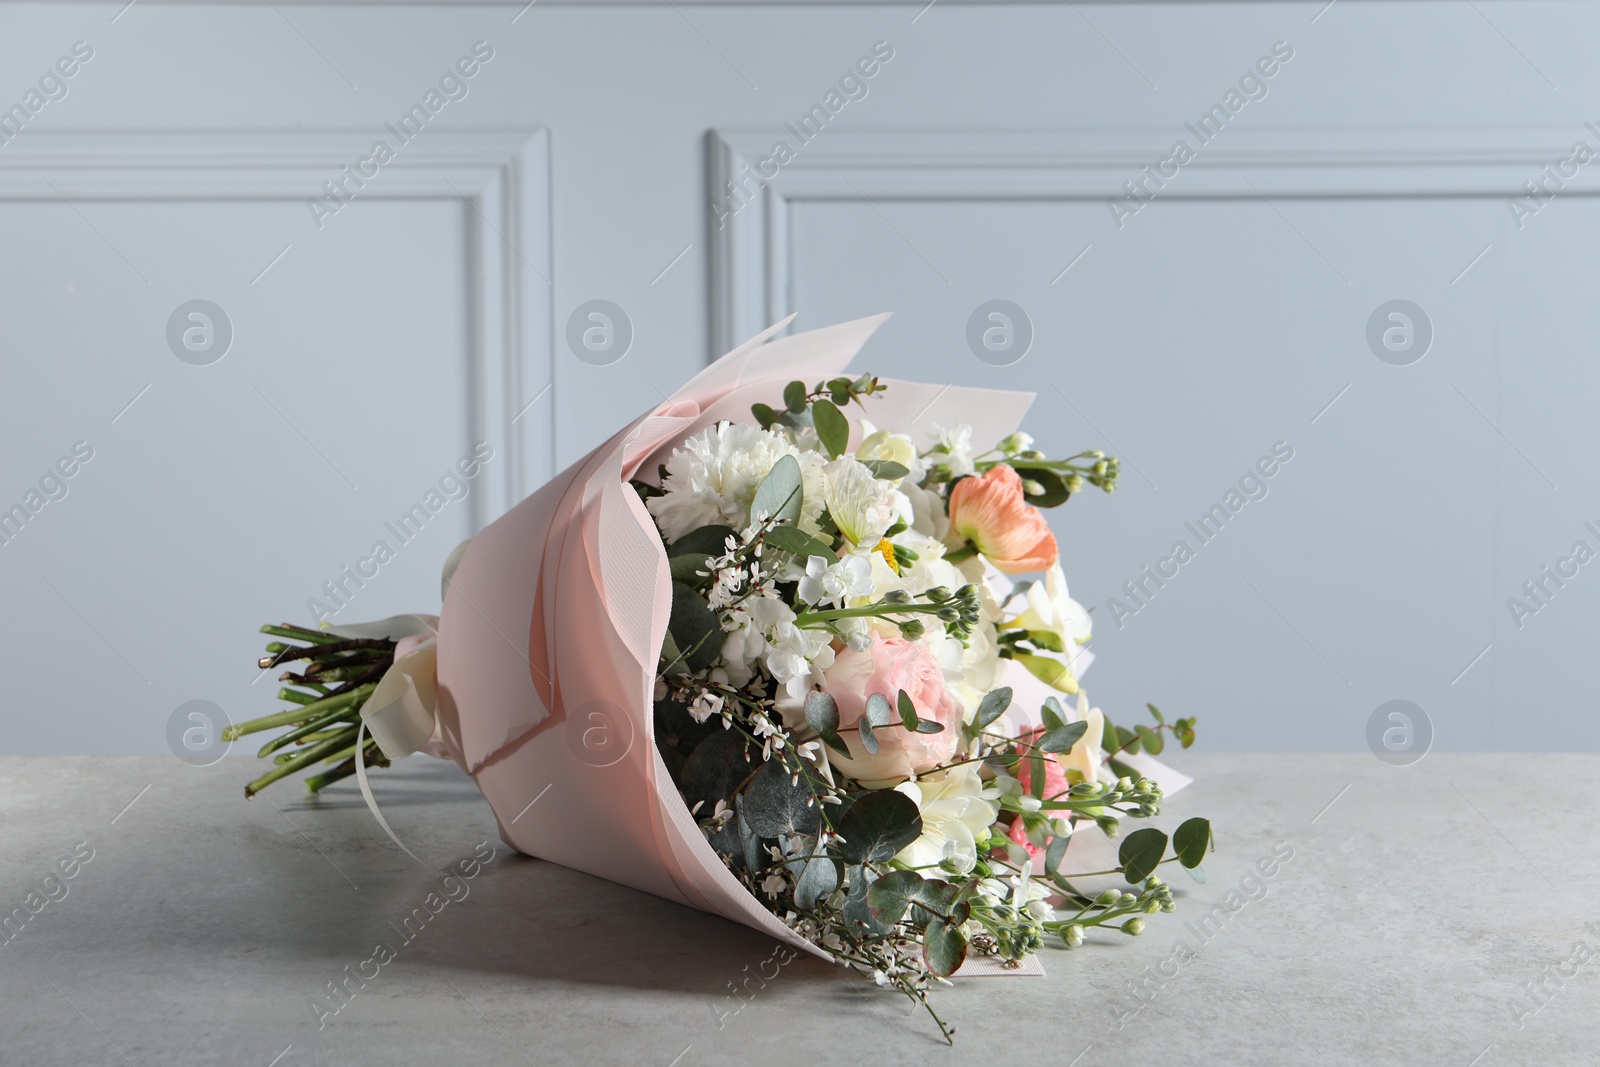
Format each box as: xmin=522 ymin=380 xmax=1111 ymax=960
xmin=1 ymin=754 xmax=1595 ymax=1066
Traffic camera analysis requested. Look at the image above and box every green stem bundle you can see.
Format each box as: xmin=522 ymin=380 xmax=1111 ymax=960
xmin=231 ymin=624 xmax=398 ymax=799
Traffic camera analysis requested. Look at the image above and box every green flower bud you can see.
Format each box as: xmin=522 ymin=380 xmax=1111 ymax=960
xmin=1095 ymin=889 xmax=1122 ymax=907
xmin=1063 ymin=923 xmax=1084 ymax=948
xmin=1121 ymin=918 xmax=1144 ymax=936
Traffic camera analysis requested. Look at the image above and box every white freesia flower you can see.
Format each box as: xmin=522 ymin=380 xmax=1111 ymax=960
xmin=893 ymin=765 xmax=1002 ymax=876
xmin=1012 ymin=563 xmax=1093 ymax=651
xmin=1059 ymin=692 xmax=1106 ymax=783
xmin=823 ymin=457 xmax=909 ymax=548
xmin=930 ymin=422 xmax=976 ymax=478
xmin=647 ymin=421 xmax=827 ymax=543
xmin=856 ymin=420 xmax=918 ymax=470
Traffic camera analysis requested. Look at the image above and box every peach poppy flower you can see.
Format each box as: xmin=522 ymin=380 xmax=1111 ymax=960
xmin=946 ymin=464 xmax=1058 ymax=573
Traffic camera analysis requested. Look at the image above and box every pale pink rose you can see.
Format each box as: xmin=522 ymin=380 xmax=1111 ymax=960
xmin=820 ymin=637 xmax=964 ymax=786
xmin=947 ymin=464 xmax=1058 ymax=574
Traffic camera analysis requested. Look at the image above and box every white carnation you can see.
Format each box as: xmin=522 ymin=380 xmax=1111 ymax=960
xmin=647 ymin=422 xmax=828 ymax=543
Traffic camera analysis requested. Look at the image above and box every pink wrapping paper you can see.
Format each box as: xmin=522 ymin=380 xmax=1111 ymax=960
xmin=434 ymin=314 xmax=1037 ymax=954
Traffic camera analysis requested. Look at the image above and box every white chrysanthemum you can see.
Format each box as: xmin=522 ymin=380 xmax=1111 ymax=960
xmin=647 ymin=422 xmax=828 ymax=543
xmin=823 ymin=457 xmax=910 ymax=548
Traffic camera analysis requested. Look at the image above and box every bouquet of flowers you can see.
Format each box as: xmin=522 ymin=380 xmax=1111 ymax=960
xmin=224 ymin=314 xmax=1212 ymax=1042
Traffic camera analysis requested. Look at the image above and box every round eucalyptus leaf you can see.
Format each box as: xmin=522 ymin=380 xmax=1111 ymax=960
xmin=922 ymin=919 xmax=968 ymax=977
xmin=1118 ymin=827 xmax=1169 ymax=885
xmin=835 ymin=789 xmax=922 ymax=865
xmin=743 ymin=759 xmax=821 ymax=837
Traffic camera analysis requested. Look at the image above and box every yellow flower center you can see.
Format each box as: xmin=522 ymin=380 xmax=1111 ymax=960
xmin=874 ymin=538 xmax=899 ymax=574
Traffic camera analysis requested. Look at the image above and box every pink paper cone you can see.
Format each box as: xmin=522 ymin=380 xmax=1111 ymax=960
xmin=435 ymin=314 xmax=1037 ymax=953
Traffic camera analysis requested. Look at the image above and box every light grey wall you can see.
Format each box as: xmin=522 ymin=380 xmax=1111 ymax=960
xmin=0 ymin=1 xmax=1592 ymax=754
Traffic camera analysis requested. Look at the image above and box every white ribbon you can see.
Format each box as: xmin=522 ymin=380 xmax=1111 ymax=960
xmin=321 ymin=538 xmax=472 ymax=867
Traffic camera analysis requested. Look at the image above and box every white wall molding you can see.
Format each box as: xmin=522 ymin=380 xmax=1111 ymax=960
xmin=0 ymin=127 xmax=552 ymax=529
xmin=707 ymin=125 xmax=1588 ymax=358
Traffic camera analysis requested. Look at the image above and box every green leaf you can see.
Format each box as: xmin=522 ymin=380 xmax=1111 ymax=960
xmin=1038 ymin=720 xmax=1088 ymax=755
xmin=793 ymin=839 xmax=840 ymax=911
xmin=1100 ymin=713 xmax=1119 ymax=751
xmin=681 ymin=729 xmax=755 ymax=810
xmin=812 ymin=398 xmax=850 ymax=459
xmin=764 ymin=524 xmax=836 ymax=562
xmin=859 ymin=692 xmax=894 ymax=755
xmin=860 ymin=459 xmax=910 ymax=481
xmin=1115 ymin=725 xmax=1140 ymax=754
xmin=804 ymin=691 xmax=839 ymax=733
xmin=974 ymin=687 xmax=1013 ymax=730
xmin=1173 ymin=817 xmax=1212 ymax=869
xmin=843 ymin=867 xmax=893 ymax=936
xmin=866 ymin=869 xmax=925 ymax=925
xmin=657 ymin=630 xmax=684 ymax=676
xmin=857 ymin=717 xmax=879 ymax=755
xmin=668 ymin=553 xmax=712 ymax=586
xmin=735 ymin=797 xmax=763 ymax=874
xmin=666 ymin=524 xmax=736 ymax=558
xmin=751 ymin=455 xmax=803 ymax=527
xmin=668 ymin=581 xmax=721 ymax=672
xmin=820 ymin=729 xmax=852 ymax=759
xmin=1147 ymin=703 xmax=1165 ymax=725
xmin=1014 ymin=652 xmax=1079 ymax=694
xmin=1012 ymin=464 xmax=1071 ymax=507
xmin=1118 ymin=827 xmax=1168 ymax=885
xmin=896 ymin=689 xmax=918 ymax=730
xmin=752 ymin=402 xmax=779 ymax=429
xmin=834 ymin=789 xmax=922 ymax=864
xmin=913 ymin=720 xmax=944 ymax=734
xmin=743 ymin=759 xmax=821 ymax=837
xmin=1026 ymin=752 xmax=1046 ymax=800
xmin=1040 ymin=697 xmax=1065 ymax=731
xmin=909 ymin=878 xmax=970 ymax=927
xmin=1044 ymin=833 xmax=1070 ymax=876
xmin=783 ymin=380 xmax=808 ymax=413
xmin=1136 ymin=724 xmax=1164 ymax=755
xmin=869 ymin=872 xmax=971 ymax=928
xmin=923 ymin=919 xmax=967 ymax=977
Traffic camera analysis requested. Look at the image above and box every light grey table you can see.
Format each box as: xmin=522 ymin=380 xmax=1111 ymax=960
xmin=1 ymin=754 xmax=1594 ymax=1066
